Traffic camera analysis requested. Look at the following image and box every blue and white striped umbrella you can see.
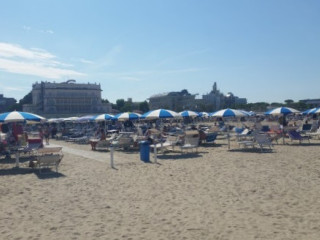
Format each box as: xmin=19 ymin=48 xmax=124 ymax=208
xmin=265 ymin=107 xmax=299 ymax=115
xmin=209 ymin=108 xmax=250 ymax=118
xmin=179 ymin=110 xmax=199 ymax=118
xmin=302 ymin=107 xmax=320 ymax=115
xmin=0 ymin=111 xmax=45 ymax=123
xmin=92 ymin=113 xmax=114 ymax=121
xmin=112 ymin=112 xmax=140 ymax=121
xmin=77 ymin=115 xmax=95 ymax=122
xmin=141 ymin=109 xmax=180 ymax=119
xmin=63 ymin=116 xmax=79 ymax=122
xmin=198 ymin=112 xmax=209 ymax=118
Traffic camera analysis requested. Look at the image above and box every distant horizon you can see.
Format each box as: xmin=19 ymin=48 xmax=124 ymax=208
xmin=1 ymin=1 xmax=319 ymax=104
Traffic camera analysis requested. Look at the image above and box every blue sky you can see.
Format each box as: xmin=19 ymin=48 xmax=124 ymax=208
xmin=0 ymin=0 xmax=319 ymax=104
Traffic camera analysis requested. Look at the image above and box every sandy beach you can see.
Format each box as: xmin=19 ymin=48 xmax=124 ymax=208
xmin=1 ymin=137 xmax=320 ymax=240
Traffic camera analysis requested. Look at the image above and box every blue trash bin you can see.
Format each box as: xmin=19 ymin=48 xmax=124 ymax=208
xmin=139 ymin=141 xmax=150 ymax=162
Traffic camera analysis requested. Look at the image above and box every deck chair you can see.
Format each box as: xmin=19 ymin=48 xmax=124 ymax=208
xmin=21 ymin=142 xmax=43 ymax=156
xmin=150 ymin=135 xmax=180 ymax=153
xmin=254 ymin=134 xmax=273 ymax=152
xmin=112 ymin=135 xmax=134 ymax=150
xmin=236 ymin=128 xmax=251 ymax=141
xmin=305 ymin=127 xmax=320 ymax=139
xmin=30 ymin=147 xmax=63 ymax=174
xmin=288 ymin=130 xmax=310 ymax=144
xmin=301 ymin=124 xmax=312 ymax=132
xmin=180 ymin=131 xmax=199 ymax=153
xmin=205 ymin=132 xmax=217 ymax=143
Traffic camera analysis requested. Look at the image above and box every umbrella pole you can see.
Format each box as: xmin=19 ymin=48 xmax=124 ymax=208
xmin=154 ymin=143 xmax=157 ymax=163
xmin=15 ymin=151 xmax=20 ymax=168
xmin=282 ymin=114 xmax=286 ymax=145
xmin=227 ymin=123 xmax=230 ymax=150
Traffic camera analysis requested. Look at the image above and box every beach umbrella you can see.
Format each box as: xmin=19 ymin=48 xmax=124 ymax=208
xmin=198 ymin=112 xmax=209 ymax=118
xmin=0 ymin=111 xmax=45 ymax=123
xmin=302 ymin=107 xmax=320 ymax=115
xmin=112 ymin=112 xmax=140 ymax=121
xmin=92 ymin=113 xmax=114 ymax=121
xmin=63 ymin=116 xmax=79 ymax=122
xmin=265 ymin=107 xmax=299 ymax=115
xmin=141 ymin=109 xmax=180 ymax=120
xmin=265 ymin=107 xmax=299 ymax=144
xmin=209 ymin=108 xmax=250 ymax=149
xmin=77 ymin=115 xmax=95 ymax=122
xmin=210 ymin=108 xmax=250 ymax=118
xmin=179 ymin=110 xmax=199 ymax=118
xmin=47 ymin=118 xmax=64 ymax=123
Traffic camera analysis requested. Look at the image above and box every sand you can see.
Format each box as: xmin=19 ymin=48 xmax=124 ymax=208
xmin=1 ymin=136 xmax=320 ymax=240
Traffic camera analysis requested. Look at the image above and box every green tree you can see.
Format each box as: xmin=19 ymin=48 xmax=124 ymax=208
xmin=121 ymin=102 xmax=133 ymax=112
xmin=284 ymin=99 xmax=294 ymax=105
xmin=139 ymin=101 xmax=149 ymax=113
xmin=116 ymin=99 xmax=125 ymax=110
xmin=8 ymin=91 xmax=32 ymax=111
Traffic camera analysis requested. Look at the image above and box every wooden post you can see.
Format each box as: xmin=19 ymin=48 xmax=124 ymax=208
xmin=110 ymin=146 xmax=114 ymax=168
xmin=154 ymin=144 xmax=157 ymax=163
xmin=15 ymin=151 xmax=20 ymax=168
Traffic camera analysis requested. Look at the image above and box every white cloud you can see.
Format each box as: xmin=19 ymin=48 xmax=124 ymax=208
xmin=22 ymin=26 xmax=31 ymax=31
xmin=79 ymin=58 xmax=94 ymax=64
xmin=0 ymin=42 xmax=85 ymax=79
xmin=40 ymin=29 xmax=54 ymax=34
xmin=119 ymin=76 xmax=141 ymax=82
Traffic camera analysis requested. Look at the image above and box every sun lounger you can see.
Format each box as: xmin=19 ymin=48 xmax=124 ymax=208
xmin=30 ymin=147 xmax=63 ymax=174
xmin=95 ymin=139 xmax=112 ymax=151
xmin=236 ymin=128 xmax=252 ymax=141
xmin=180 ymin=131 xmax=199 ymax=153
xmin=111 ymin=134 xmax=134 ymax=150
xmin=237 ymin=139 xmax=255 ymax=149
xmin=150 ymin=135 xmax=180 ymax=153
xmin=305 ymin=127 xmax=320 ymax=139
xmin=255 ymin=134 xmax=273 ymax=152
xmin=288 ymin=130 xmax=310 ymax=144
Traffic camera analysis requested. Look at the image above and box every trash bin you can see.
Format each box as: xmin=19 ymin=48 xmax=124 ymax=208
xmin=139 ymin=141 xmax=150 ymax=162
